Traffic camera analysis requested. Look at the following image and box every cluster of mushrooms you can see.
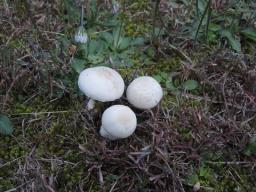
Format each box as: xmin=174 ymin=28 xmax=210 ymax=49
xmin=78 ymin=66 xmax=163 ymax=140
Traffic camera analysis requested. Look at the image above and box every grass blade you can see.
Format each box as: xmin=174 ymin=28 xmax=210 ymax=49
xmin=194 ymin=0 xmax=211 ymax=41
xmin=205 ymin=0 xmax=212 ymax=42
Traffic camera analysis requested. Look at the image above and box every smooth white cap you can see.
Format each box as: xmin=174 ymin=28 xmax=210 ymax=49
xmin=78 ymin=66 xmax=125 ymax=102
xmin=100 ymin=105 xmax=137 ymax=140
xmin=126 ymin=76 xmax=163 ymax=109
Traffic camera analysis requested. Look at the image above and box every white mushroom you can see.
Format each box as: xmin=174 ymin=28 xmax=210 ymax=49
xmin=100 ymin=105 xmax=137 ymax=140
xmin=78 ymin=66 xmax=125 ymax=109
xmin=126 ymin=76 xmax=163 ymax=109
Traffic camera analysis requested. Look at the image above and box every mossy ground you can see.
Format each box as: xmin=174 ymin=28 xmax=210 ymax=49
xmin=1 ymin=0 xmax=256 ymax=191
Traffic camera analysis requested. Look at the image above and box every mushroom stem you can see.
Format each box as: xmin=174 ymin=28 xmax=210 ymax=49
xmin=86 ymin=99 xmax=95 ymax=110
xmin=99 ymin=126 xmax=117 ymax=140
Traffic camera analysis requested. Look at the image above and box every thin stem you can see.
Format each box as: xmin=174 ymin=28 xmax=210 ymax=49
xmin=194 ymin=0 xmax=211 ymax=41
xmin=116 ymin=22 xmax=123 ymax=47
xmin=152 ymin=0 xmax=161 ymax=40
xmin=196 ymin=0 xmax=199 ymax=18
xmin=80 ymin=4 xmax=84 ymax=26
xmin=86 ymin=99 xmax=95 ymax=110
xmin=205 ymin=0 xmax=212 ymax=43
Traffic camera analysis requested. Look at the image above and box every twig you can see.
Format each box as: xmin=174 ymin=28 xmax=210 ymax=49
xmin=12 ymin=110 xmax=75 ymax=116
xmin=0 ymin=156 xmax=25 ymax=169
xmin=241 ymin=115 xmax=256 ymax=126
xmin=168 ymin=43 xmax=194 ymax=65
xmin=6 ymin=28 xmax=19 ymax=46
xmin=3 ymin=0 xmax=10 ymax=16
xmin=41 ymin=30 xmax=65 ymax=36
xmin=205 ymin=161 xmax=256 ymax=165
xmin=2 ymin=70 xmax=28 ymax=110
xmin=4 ymin=179 xmax=34 ymax=192
xmin=38 ymin=158 xmax=76 ymax=165
xmin=81 ymin=3 xmax=84 ymax=26
xmin=42 ymin=174 xmax=56 ymax=192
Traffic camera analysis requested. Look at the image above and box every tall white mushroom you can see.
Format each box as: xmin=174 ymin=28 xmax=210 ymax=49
xmin=100 ymin=105 xmax=137 ymax=140
xmin=126 ymin=76 xmax=163 ymax=110
xmin=78 ymin=66 xmax=125 ymax=110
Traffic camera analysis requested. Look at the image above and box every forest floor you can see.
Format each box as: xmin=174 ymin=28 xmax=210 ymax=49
xmin=0 ymin=0 xmax=256 ymax=191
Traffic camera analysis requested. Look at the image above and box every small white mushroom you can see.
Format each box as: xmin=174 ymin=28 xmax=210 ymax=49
xmin=78 ymin=66 xmax=125 ymax=109
xmin=100 ymin=105 xmax=137 ymax=140
xmin=126 ymin=76 xmax=163 ymax=110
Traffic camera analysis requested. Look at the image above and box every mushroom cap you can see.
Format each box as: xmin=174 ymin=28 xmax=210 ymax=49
xmin=126 ymin=76 xmax=163 ymax=109
xmin=78 ymin=66 xmax=125 ymax=102
xmin=100 ymin=105 xmax=137 ymax=140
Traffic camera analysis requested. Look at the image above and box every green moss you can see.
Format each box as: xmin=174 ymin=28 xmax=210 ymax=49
xmin=161 ymin=94 xmax=175 ymax=108
xmin=188 ymin=99 xmax=202 ymax=108
xmin=0 ymin=135 xmax=27 ymax=160
xmin=0 ymin=179 xmax=14 ymax=191
xmin=178 ymin=127 xmax=192 ymax=140
xmin=215 ymin=167 xmax=256 ymax=191
xmin=118 ymin=0 xmax=151 ymax=37
xmin=14 ymin=103 xmax=35 ymax=113
xmin=187 ymin=164 xmax=256 ymax=192
xmin=54 ymin=164 xmax=95 ymax=191
xmin=124 ymin=19 xmax=149 ymax=37
xmin=0 ymin=135 xmax=27 ymax=190
xmin=146 ymin=57 xmax=182 ymax=75
xmin=14 ymin=1 xmax=29 ymax=21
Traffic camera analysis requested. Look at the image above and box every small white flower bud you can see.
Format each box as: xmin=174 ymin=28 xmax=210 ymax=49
xmin=74 ymin=26 xmax=88 ymax=44
xmin=193 ymin=182 xmax=200 ymax=191
xmin=112 ymin=0 xmax=120 ymax=13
